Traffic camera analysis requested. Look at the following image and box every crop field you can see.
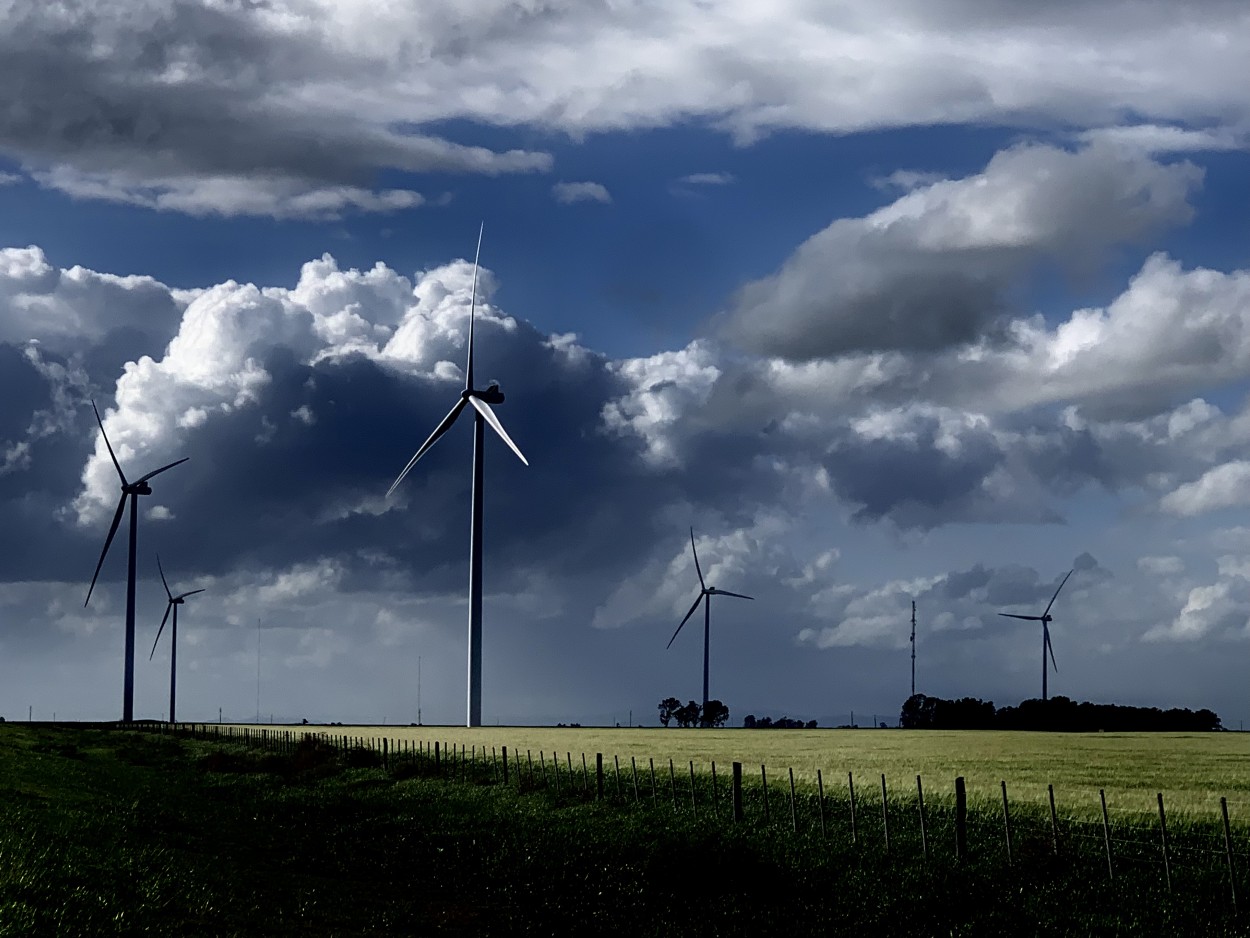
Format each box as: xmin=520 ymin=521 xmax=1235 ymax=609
xmin=269 ymin=725 xmax=1250 ymax=823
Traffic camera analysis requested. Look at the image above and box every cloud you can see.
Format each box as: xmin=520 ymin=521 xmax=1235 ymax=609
xmin=6 ymin=3 xmax=1248 ymax=218
xmin=33 ymin=167 xmax=426 ymax=220
xmin=721 ymin=143 xmax=1200 ymax=359
xmin=552 ymin=181 xmax=612 ymax=204
xmin=0 ymin=171 xmax=20 ymax=185
xmin=676 ymin=172 xmax=735 ymax=186
xmin=1160 ymin=461 xmax=1250 ymax=516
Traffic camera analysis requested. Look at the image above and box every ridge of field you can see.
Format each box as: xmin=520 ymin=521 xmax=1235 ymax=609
xmin=252 ymin=725 xmax=1250 ymax=821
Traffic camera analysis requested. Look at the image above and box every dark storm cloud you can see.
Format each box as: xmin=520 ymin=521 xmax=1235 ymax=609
xmin=0 ymin=1 xmax=549 ymax=215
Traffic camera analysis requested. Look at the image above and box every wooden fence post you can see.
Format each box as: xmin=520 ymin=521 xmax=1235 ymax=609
xmin=650 ymin=758 xmax=657 ymax=806
xmin=1221 ymin=797 xmax=1238 ymax=912
xmin=955 ymin=776 xmax=967 ymax=861
xmin=1048 ymin=784 xmax=1059 ymax=855
xmin=1000 ymin=780 xmax=1012 ymax=864
xmin=1099 ymin=789 xmax=1114 ymax=881
xmin=632 ymin=757 xmax=640 ymax=802
xmin=816 ymin=769 xmax=827 ymax=838
xmin=917 ymin=775 xmax=928 ymax=861
xmin=1157 ymin=792 xmax=1171 ymax=892
xmin=501 ymin=745 xmax=509 ymax=785
xmin=492 ymin=746 xmax=498 ymax=782
xmin=552 ymin=752 xmax=560 ymax=793
xmin=595 ymin=752 xmax=604 ymax=801
xmin=539 ymin=751 xmax=548 ymax=786
xmin=789 ymin=768 xmax=798 ymax=833
xmin=732 ymin=762 xmax=743 ymax=823
xmin=434 ymin=740 xmax=440 ymax=771
xmin=669 ymin=759 xmax=677 ymax=810
xmin=849 ymin=772 xmax=858 ymax=845
xmin=527 ymin=749 xmax=533 ymax=781
xmin=689 ymin=761 xmax=698 ymax=817
xmin=567 ymin=752 xmax=573 ymax=784
xmin=382 ymin=738 xmax=389 ymax=770
xmin=761 ymin=765 xmax=770 ymax=823
xmin=881 ymin=774 xmax=890 ymax=853
xmin=615 ymin=755 xmax=623 ymax=800
xmin=582 ymin=753 xmax=589 ymax=792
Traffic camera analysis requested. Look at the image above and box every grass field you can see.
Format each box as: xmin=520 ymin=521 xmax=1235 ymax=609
xmin=4 ymin=722 xmax=1249 ymax=936
xmin=266 ymin=724 xmax=1250 ymax=822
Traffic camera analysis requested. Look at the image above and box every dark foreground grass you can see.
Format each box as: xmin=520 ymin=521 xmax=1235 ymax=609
xmin=1 ymin=724 xmax=1246 ymax=937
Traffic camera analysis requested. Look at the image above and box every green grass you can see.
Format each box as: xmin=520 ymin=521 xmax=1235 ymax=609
xmin=273 ymin=725 xmax=1250 ymax=821
xmin=3 ymin=724 xmax=1248 ymax=936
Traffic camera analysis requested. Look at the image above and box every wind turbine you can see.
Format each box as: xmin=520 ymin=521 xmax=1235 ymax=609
xmin=386 ymin=225 xmax=528 ymax=728
xmin=84 ymin=400 xmax=188 ymax=722
xmin=998 ymin=569 xmax=1073 ymax=702
xmin=666 ymin=528 xmax=753 ymax=713
xmin=149 ymin=555 xmax=204 ymax=724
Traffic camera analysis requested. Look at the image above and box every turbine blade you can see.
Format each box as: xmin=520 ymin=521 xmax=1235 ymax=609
xmin=1045 ymin=626 xmax=1058 ymax=672
xmin=466 ymin=222 xmax=483 ymax=392
xmin=467 ymin=396 xmax=528 ymax=465
xmin=689 ymin=528 xmax=706 ymax=590
xmin=156 ymin=554 xmax=173 ymax=601
xmin=717 ymin=590 xmax=754 ymax=601
xmin=1042 ymin=569 xmax=1074 ymax=618
xmin=666 ymin=594 xmax=704 ymax=649
xmin=149 ymin=603 xmax=172 ymax=660
xmin=998 ymin=613 xmax=1043 ymax=621
xmin=85 ymin=495 xmax=127 ymax=606
xmin=136 ymin=456 xmax=189 ymax=484
xmin=178 ymin=588 xmax=206 ymax=599
xmin=91 ymin=399 xmax=128 ymax=486
xmin=386 ymin=398 xmax=467 ymax=498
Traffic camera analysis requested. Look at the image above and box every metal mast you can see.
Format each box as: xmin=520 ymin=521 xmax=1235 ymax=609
xmin=910 ymin=600 xmax=916 ymax=697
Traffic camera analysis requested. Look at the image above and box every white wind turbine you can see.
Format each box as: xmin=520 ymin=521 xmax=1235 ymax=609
xmin=148 ymin=555 xmax=204 ymax=724
xmin=666 ymin=528 xmax=754 ymax=713
xmin=386 ymin=225 xmax=528 ymax=727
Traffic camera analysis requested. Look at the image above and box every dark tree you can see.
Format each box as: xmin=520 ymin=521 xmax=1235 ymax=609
xmin=700 ymin=700 xmax=730 ymax=728
xmin=658 ymin=697 xmax=681 ymax=727
xmin=674 ymin=700 xmax=701 ymax=728
xmin=743 ymin=714 xmax=757 ymax=728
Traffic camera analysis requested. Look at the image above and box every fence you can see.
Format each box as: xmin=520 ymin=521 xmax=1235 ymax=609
xmin=128 ymin=721 xmax=1248 ymax=912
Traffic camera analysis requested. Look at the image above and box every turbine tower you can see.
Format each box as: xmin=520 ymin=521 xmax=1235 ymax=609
xmin=149 ymin=555 xmax=204 ymax=724
xmin=85 ymin=401 xmax=188 ymax=722
xmin=387 ymin=225 xmax=528 ymax=728
xmin=998 ymin=569 xmax=1073 ymax=702
xmin=666 ymin=528 xmax=753 ymax=712
xmin=910 ymin=600 xmax=916 ymax=697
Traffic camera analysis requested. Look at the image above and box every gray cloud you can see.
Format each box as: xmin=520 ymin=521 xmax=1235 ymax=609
xmin=0 ymin=1 xmax=551 ymax=218
xmin=721 ymin=143 xmax=1200 ymax=360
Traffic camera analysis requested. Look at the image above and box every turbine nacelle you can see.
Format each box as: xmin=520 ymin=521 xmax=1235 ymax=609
xmin=123 ymin=481 xmax=153 ymax=496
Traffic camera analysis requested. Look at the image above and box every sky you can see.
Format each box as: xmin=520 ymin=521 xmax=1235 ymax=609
xmin=2 ymin=0 xmax=1250 ymax=729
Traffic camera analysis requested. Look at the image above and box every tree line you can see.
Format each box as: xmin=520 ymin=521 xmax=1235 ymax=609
xmin=742 ymin=715 xmax=818 ymax=729
xmin=657 ymin=697 xmax=730 ymax=727
xmin=899 ymin=693 xmax=1223 ymax=731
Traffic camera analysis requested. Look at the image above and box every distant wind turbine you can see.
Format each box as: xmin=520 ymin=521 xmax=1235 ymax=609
xmin=84 ymin=400 xmax=188 ymax=722
xmin=149 ymin=555 xmax=204 ymax=724
xmin=386 ymin=225 xmax=528 ymax=728
xmin=998 ymin=569 xmax=1073 ymax=702
xmin=666 ymin=528 xmax=753 ymax=712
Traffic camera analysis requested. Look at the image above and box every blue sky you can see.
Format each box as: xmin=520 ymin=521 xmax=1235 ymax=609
xmin=2 ymin=0 xmax=1250 ymax=729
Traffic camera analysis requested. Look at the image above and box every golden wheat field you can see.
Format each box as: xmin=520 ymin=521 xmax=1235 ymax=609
xmin=228 ymin=724 xmax=1250 ymax=823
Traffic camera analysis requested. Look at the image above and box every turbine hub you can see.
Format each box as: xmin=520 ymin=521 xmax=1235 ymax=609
xmin=123 ymin=482 xmax=152 ymax=496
